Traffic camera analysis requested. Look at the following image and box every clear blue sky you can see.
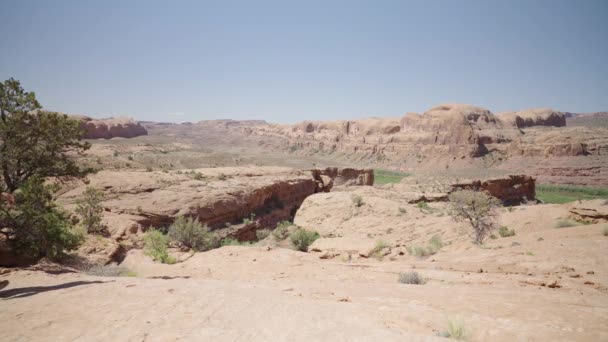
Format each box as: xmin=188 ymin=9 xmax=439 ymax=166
xmin=1 ymin=0 xmax=606 ymax=123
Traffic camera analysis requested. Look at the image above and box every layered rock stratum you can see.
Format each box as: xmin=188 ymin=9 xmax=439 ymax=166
xmin=76 ymin=116 xmax=148 ymax=139
xmin=216 ymin=103 xmax=607 ymax=185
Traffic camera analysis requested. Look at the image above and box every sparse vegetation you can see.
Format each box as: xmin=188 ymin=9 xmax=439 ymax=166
xmin=220 ymin=237 xmax=252 ymax=246
xmin=398 ymin=207 xmax=407 ymax=215
xmin=498 ymin=226 xmax=516 ymax=238
xmin=448 ymin=190 xmax=501 ymax=244
xmin=416 ymin=202 xmax=431 ymax=211
xmin=272 ymin=221 xmax=293 ymax=240
xmin=168 ymin=216 xmax=216 ymax=251
xmin=289 ymin=228 xmax=320 ymax=252
xmin=537 ymin=184 xmax=608 ymax=204
xmin=554 ymin=219 xmax=582 ymax=228
xmin=369 ymin=240 xmax=390 ymax=259
xmin=255 ymin=228 xmax=271 ymax=240
xmin=143 ymin=229 xmax=175 ymax=264
xmin=603 ymin=226 xmax=608 ymax=236
xmin=374 ymin=169 xmax=410 ymax=185
xmin=217 ymin=173 xmax=228 ymax=180
xmin=407 ymin=235 xmax=444 ymax=257
xmin=242 ymin=213 xmax=256 ymax=225
xmin=351 ymin=194 xmax=364 ymax=207
xmin=398 ymin=271 xmax=425 ymax=285
xmin=75 ymin=187 xmax=105 ymax=234
xmin=442 ymin=316 xmax=468 ymax=340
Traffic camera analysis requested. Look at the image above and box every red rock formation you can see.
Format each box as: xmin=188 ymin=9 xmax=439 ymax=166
xmin=78 ymin=116 xmax=148 ymax=139
xmin=312 ymin=167 xmax=374 ymax=187
xmin=450 ymin=175 xmax=536 ymax=205
xmin=500 ymin=108 xmax=566 ymax=128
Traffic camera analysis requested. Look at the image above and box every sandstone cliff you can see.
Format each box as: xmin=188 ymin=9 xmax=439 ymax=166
xmin=499 ymin=108 xmax=566 ymax=128
xmin=77 ymin=116 xmax=148 ymax=139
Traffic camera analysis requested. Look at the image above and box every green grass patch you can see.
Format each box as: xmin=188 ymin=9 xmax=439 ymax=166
xmin=537 ymin=184 xmax=608 ymax=204
xmin=374 ymin=169 xmax=411 ymax=185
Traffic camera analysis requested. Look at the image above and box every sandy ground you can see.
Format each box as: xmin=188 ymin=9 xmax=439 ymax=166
xmin=1 ymin=200 xmax=607 ymax=341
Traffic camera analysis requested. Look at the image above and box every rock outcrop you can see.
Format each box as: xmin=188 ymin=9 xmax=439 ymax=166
xmin=500 ymin=108 xmax=566 ymax=128
xmin=312 ymin=167 xmax=374 ymax=187
xmin=236 ymin=103 xmax=601 ymax=163
xmin=76 ymin=116 xmax=148 ymax=139
xmin=58 ymin=166 xmax=373 ymax=243
xmin=450 ymin=175 xmax=536 ymax=205
xmin=221 ymin=103 xmax=605 ymax=185
xmin=568 ymin=201 xmax=608 ymax=223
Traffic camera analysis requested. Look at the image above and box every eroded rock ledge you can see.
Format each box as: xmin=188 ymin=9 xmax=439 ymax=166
xmin=405 ymin=175 xmax=536 ymax=205
xmin=58 ymin=166 xmax=373 ymax=244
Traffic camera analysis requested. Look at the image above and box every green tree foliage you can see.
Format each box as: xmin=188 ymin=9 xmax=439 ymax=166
xmin=448 ymin=189 xmax=501 ymax=244
xmin=75 ymin=187 xmax=105 ymax=234
xmin=0 ymin=177 xmax=84 ymax=259
xmin=0 ymin=78 xmax=91 ymax=193
xmin=0 ymin=78 xmax=92 ymax=259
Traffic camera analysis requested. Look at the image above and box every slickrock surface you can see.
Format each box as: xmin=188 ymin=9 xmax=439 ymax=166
xmin=1 ymin=199 xmax=607 ymax=341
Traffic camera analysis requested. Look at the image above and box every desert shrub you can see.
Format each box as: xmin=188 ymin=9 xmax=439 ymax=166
xmin=489 ymin=234 xmax=497 ymax=239
xmin=146 ymin=167 xmax=153 ymax=172
xmin=75 ymin=187 xmax=105 ymax=234
xmin=416 ymin=202 xmax=430 ymax=211
xmin=85 ymin=265 xmax=136 ymax=277
xmin=407 ymin=235 xmax=443 ymax=257
xmin=220 ymin=237 xmax=252 ymax=246
xmin=168 ymin=216 xmax=215 ymax=251
xmin=217 ymin=173 xmax=228 ymax=180
xmin=369 ymin=240 xmax=390 ymax=259
xmin=242 ymin=213 xmax=256 ymax=225
xmin=603 ymin=226 xmax=608 ymax=236
xmin=351 ymin=194 xmax=364 ymax=207
xmin=255 ymin=228 xmax=271 ymax=241
xmin=443 ymin=316 xmax=468 ymax=340
xmin=498 ymin=226 xmax=516 ymax=238
xmin=429 ymin=235 xmax=443 ymax=251
xmin=398 ymin=271 xmax=425 ymax=285
xmin=290 ymin=229 xmax=320 ymax=252
xmin=143 ymin=229 xmax=174 ymax=264
xmin=398 ymin=207 xmax=407 ymax=214
xmin=448 ymin=190 xmax=501 ymax=244
xmin=272 ymin=221 xmax=292 ymax=240
xmin=554 ymin=219 xmax=582 ymax=228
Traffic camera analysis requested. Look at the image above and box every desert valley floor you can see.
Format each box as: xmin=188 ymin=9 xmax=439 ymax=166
xmin=1 ymin=105 xmax=607 ymax=341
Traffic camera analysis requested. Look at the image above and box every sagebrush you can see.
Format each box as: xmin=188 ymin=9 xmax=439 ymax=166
xmin=290 ymin=229 xmax=320 ymax=252
xmin=398 ymin=271 xmax=425 ymax=285
xmin=168 ymin=216 xmax=215 ymax=251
